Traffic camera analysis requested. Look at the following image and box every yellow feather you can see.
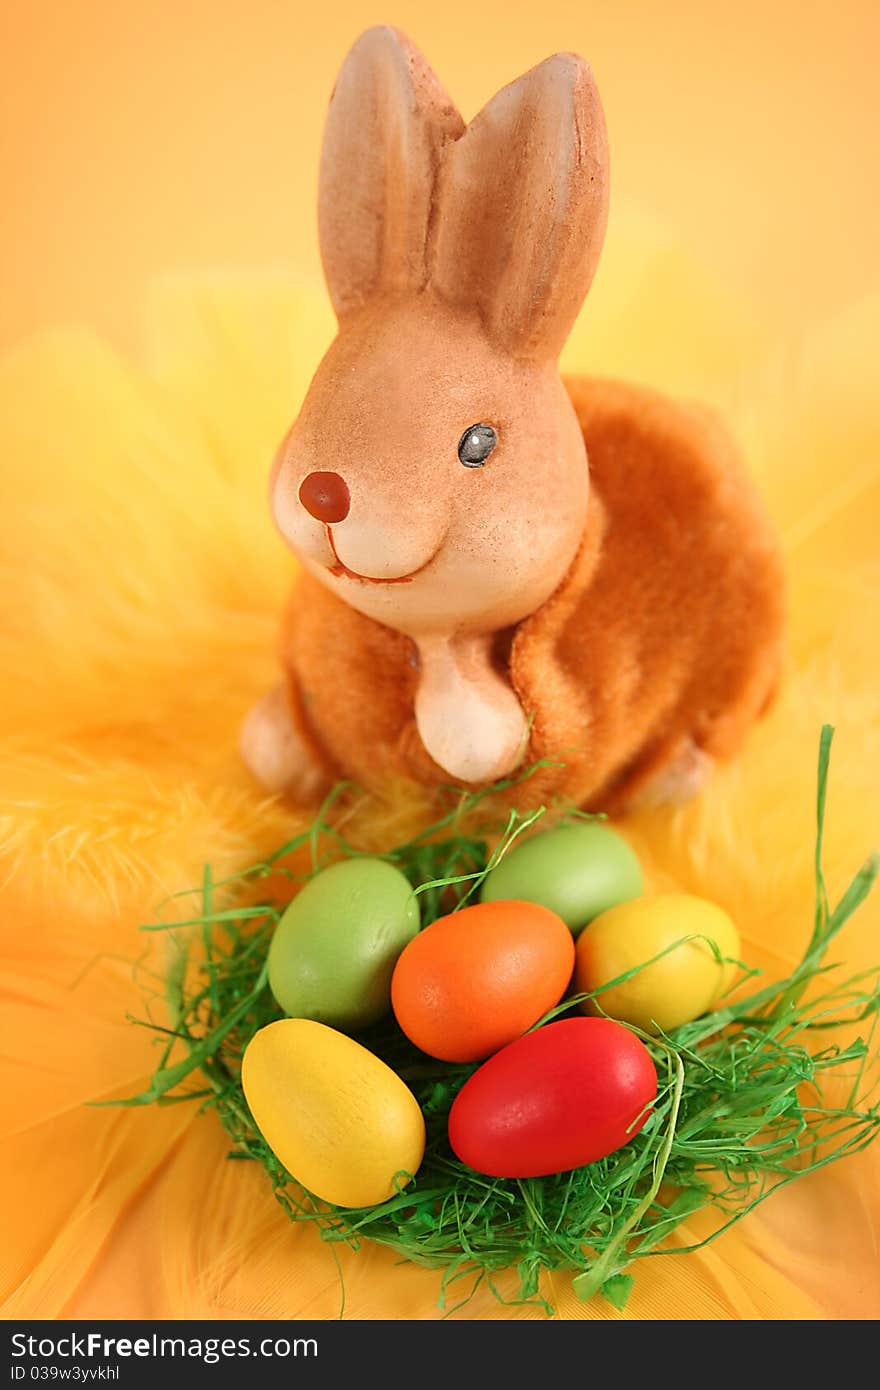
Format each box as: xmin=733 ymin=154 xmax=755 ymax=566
xmin=1 ymin=248 xmax=878 ymax=1318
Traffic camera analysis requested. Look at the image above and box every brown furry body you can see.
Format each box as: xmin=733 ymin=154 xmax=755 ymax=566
xmin=280 ymin=376 xmax=785 ymax=811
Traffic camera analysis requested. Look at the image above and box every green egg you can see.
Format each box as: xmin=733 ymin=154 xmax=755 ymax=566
xmin=480 ymin=822 xmax=644 ymax=937
xmin=268 ymin=858 xmax=419 ymax=1030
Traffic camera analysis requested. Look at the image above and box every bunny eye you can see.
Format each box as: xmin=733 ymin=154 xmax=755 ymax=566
xmin=458 ymin=423 xmax=497 ymax=467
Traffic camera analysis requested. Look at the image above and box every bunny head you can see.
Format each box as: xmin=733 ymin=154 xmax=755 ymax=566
xmin=272 ymin=26 xmax=609 ymax=643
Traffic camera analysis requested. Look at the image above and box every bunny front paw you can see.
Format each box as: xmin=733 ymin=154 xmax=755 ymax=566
xmin=414 ymin=634 xmax=530 ymax=786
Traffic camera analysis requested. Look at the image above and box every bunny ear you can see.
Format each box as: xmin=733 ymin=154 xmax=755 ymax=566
xmin=430 ymin=54 xmax=609 ymax=360
xmin=318 ymin=27 xmax=464 ymax=318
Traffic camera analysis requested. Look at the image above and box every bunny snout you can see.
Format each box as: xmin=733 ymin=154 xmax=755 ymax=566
xmin=299 ymin=471 xmax=351 ymax=524
xmin=274 ymin=451 xmax=449 ymax=590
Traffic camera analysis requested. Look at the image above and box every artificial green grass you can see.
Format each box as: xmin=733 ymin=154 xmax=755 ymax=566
xmin=120 ymin=727 xmax=880 ymax=1313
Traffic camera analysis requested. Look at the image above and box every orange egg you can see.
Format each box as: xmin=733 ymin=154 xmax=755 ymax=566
xmin=390 ymin=900 xmax=575 ymax=1062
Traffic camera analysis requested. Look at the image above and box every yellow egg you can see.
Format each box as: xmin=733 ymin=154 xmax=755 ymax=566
xmin=241 ymin=1018 xmax=425 ymax=1208
xmin=573 ymin=893 xmax=741 ymax=1033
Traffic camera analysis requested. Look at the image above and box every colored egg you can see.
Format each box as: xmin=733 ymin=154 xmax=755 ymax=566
xmin=448 ymin=1017 xmax=657 ymax=1177
xmin=241 ymin=1018 xmax=425 ymax=1208
xmin=391 ymin=900 xmax=574 ymax=1062
xmin=480 ymin=822 xmax=644 ymax=937
xmin=268 ymin=857 xmax=419 ymax=1030
xmin=574 ymin=893 xmax=741 ymax=1033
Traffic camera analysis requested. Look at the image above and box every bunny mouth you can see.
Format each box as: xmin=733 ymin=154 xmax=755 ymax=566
xmin=325 ymin=526 xmax=441 ymax=585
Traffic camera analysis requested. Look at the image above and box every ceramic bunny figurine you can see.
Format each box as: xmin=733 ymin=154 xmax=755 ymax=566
xmin=241 ymin=26 xmax=784 ymax=812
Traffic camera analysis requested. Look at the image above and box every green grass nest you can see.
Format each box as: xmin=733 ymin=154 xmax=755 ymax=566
xmin=122 ymin=727 xmax=880 ymax=1314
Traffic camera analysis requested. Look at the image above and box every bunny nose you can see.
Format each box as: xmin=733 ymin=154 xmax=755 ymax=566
xmin=298 ymin=471 xmax=351 ymax=524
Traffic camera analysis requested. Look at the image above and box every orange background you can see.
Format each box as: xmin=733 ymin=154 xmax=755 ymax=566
xmin=3 ymin=0 xmax=879 ymax=355
xmin=3 ymin=0 xmax=880 ymax=1325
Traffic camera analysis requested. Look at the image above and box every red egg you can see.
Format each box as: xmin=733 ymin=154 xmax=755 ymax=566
xmin=447 ymin=1017 xmax=657 ymax=1177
